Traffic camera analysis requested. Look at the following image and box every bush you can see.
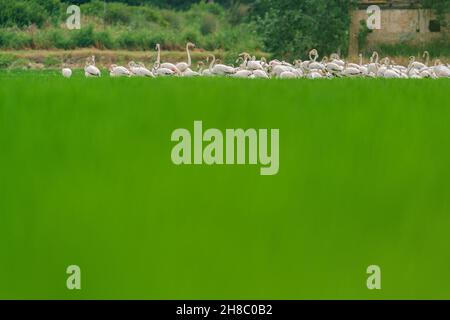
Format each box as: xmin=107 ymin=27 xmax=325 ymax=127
xmin=95 ymin=30 xmax=115 ymax=49
xmin=71 ymin=25 xmax=96 ymax=48
xmin=161 ymin=10 xmax=182 ymax=30
xmin=371 ymin=40 xmax=450 ymax=57
xmin=116 ymin=30 xmax=141 ymax=50
xmin=0 ymin=53 xmax=15 ymax=68
xmin=0 ymin=29 xmax=32 ymax=49
xmin=141 ymin=7 xmax=165 ymax=25
xmin=252 ymin=0 xmax=354 ymax=59
xmin=80 ymin=0 xmax=105 ymax=17
xmin=43 ymin=55 xmax=60 ymax=67
xmin=105 ymin=3 xmax=132 ymax=25
xmin=145 ymin=31 xmax=166 ymax=49
xmin=228 ymin=3 xmax=250 ymax=26
xmin=48 ymin=29 xmax=72 ymax=49
xmin=200 ymin=14 xmax=217 ymax=35
xmin=0 ymin=1 xmax=264 ymax=53
xmin=182 ymin=28 xmax=201 ymax=44
xmin=0 ymin=0 xmax=47 ymax=28
xmin=0 ymin=0 xmax=60 ymax=28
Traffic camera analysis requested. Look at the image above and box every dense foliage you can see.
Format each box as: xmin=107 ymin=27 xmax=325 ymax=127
xmin=0 ymin=0 xmax=448 ymax=57
xmin=0 ymin=1 xmax=261 ymax=53
xmin=0 ymin=0 xmax=60 ymax=27
xmin=250 ymin=0 xmax=356 ymax=59
xmin=421 ymin=0 xmax=450 ymax=26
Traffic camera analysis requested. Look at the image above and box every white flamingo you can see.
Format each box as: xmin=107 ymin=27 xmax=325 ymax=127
xmin=433 ymin=59 xmax=450 ymax=78
xmin=239 ymin=53 xmax=264 ymax=71
xmin=155 ymin=43 xmax=181 ymax=75
xmin=182 ymin=68 xmax=200 ymax=77
xmin=84 ymin=56 xmax=101 ymax=77
xmin=253 ymin=69 xmax=269 ymax=79
xmin=62 ymin=65 xmax=72 ymax=78
xmin=207 ymin=54 xmax=235 ymax=76
xmin=128 ymin=61 xmax=154 ymax=77
xmin=109 ymin=64 xmax=132 ymax=77
xmin=232 ymin=69 xmax=253 ymax=78
xmin=279 ymin=70 xmax=298 ymax=79
xmin=176 ymin=42 xmax=195 ymax=73
xmin=197 ymin=61 xmax=212 ymax=76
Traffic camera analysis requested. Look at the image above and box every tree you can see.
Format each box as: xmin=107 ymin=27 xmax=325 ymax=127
xmin=0 ymin=0 xmax=59 ymax=28
xmin=420 ymin=0 xmax=449 ymax=26
xmin=251 ymin=0 xmax=356 ymax=59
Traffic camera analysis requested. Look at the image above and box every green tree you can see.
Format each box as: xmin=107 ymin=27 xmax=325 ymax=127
xmin=0 ymin=0 xmax=59 ymax=28
xmin=252 ymin=0 xmax=356 ymax=59
xmin=420 ymin=0 xmax=449 ymax=26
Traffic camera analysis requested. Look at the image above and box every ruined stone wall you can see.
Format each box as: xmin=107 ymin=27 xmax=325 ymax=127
xmin=349 ymin=8 xmax=449 ymax=55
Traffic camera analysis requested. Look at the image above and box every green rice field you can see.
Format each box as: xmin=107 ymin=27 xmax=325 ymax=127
xmin=1 ymin=71 xmax=450 ymax=299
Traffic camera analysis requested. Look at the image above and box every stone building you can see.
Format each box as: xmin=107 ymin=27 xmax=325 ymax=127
xmin=348 ymin=0 xmax=449 ymax=55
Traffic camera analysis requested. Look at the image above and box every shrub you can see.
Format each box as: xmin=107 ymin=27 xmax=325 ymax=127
xmin=95 ymin=30 xmax=115 ymax=49
xmin=0 ymin=54 xmax=15 ymax=67
xmin=0 ymin=0 xmax=47 ymax=28
xmin=48 ymin=29 xmax=72 ymax=49
xmin=0 ymin=0 xmax=59 ymax=28
xmin=70 ymin=25 xmax=95 ymax=48
xmin=182 ymin=28 xmax=200 ymax=44
xmin=145 ymin=31 xmax=166 ymax=49
xmin=0 ymin=1 xmax=265 ymax=53
xmin=43 ymin=55 xmax=60 ymax=67
xmin=105 ymin=3 xmax=132 ymax=25
xmin=228 ymin=3 xmax=250 ymax=26
xmin=161 ymin=10 xmax=182 ymax=30
xmin=141 ymin=7 xmax=165 ymax=25
xmin=0 ymin=29 xmax=32 ymax=49
xmin=200 ymin=14 xmax=217 ymax=35
xmin=80 ymin=0 xmax=105 ymax=17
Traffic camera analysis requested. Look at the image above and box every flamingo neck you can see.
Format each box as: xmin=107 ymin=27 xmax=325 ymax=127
xmin=157 ymin=45 xmax=161 ymax=65
xmin=209 ymin=56 xmax=215 ymax=72
xmin=187 ymin=44 xmax=191 ymax=67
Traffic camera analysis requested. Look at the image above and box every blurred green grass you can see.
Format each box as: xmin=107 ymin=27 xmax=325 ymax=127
xmin=0 ymin=72 xmax=450 ymax=299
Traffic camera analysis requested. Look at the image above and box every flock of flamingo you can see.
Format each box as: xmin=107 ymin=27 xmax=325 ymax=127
xmin=62 ymin=43 xmax=450 ymax=79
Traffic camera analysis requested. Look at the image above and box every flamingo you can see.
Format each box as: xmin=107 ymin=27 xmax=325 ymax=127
xmin=155 ymin=44 xmax=181 ymax=75
xmin=182 ymin=68 xmax=200 ymax=77
xmin=239 ymin=53 xmax=264 ymax=71
xmin=232 ymin=69 xmax=253 ymax=78
xmin=109 ymin=64 xmax=131 ymax=77
xmin=306 ymin=70 xmax=323 ymax=79
xmin=176 ymin=42 xmax=195 ymax=73
xmin=341 ymin=63 xmax=361 ymax=77
xmin=128 ymin=61 xmax=154 ymax=77
xmin=330 ymin=53 xmax=345 ymax=67
xmin=207 ymin=54 xmax=235 ymax=76
xmin=197 ymin=61 xmax=212 ymax=76
xmin=84 ymin=56 xmax=101 ymax=77
xmin=152 ymin=62 xmax=176 ymax=76
xmin=279 ymin=70 xmax=298 ymax=79
xmin=62 ymin=63 xmax=72 ymax=78
xmin=433 ymin=59 xmax=450 ymax=78
xmin=367 ymin=51 xmax=379 ymax=75
xmin=252 ymin=69 xmax=269 ymax=79
xmin=381 ymin=58 xmax=401 ymax=78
